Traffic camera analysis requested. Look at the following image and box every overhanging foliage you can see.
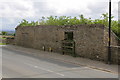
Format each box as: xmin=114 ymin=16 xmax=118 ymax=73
xmin=18 ymin=13 xmax=120 ymax=39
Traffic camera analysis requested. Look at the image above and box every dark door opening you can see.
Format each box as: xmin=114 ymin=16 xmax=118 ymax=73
xmin=62 ymin=31 xmax=75 ymax=57
xmin=65 ymin=32 xmax=73 ymax=40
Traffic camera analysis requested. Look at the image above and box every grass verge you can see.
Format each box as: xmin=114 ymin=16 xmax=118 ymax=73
xmin=0 ymin=43 xmax=6 ymax=45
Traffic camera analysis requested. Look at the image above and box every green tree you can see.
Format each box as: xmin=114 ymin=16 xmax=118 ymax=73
xmin=18 ymin=13 xmax=119 ymax=39
xmin=2 ymin=31 xmax=7 ymax=35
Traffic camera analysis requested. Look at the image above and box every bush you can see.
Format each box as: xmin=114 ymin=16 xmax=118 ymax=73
xmin=18 ymin=13 xmax=119 ymax=39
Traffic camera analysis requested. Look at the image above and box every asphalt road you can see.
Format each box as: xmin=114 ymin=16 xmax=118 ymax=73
xmin=1 ymin=46 xmax=118 ymax=78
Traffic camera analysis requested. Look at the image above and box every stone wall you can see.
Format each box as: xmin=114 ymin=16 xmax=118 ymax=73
xmin=110 ymin=46 xmax=120 ymax=64
xmin=6 ymin=38 xmax=15 ymax=44
xmin=15 ymin=26 xmax=62 ymax=52
xmin=15 ymin=24 xmax=119 ymax=64
xmin=0 ymin=36 xmax=6 ymax=43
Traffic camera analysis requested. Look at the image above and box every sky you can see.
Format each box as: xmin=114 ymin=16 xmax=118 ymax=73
xmin=0 ymin=0 xmax=119 ymax=31
xmin=118 ymin=1 xmax=120 ymax=20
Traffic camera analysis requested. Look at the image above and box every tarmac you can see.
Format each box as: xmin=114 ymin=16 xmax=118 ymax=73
xmin=2 ymin=45 xmax=119 ymax=75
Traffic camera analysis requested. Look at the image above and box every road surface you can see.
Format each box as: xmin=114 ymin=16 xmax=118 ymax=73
xmin=1 ymin=46 xmax=118 ymax=78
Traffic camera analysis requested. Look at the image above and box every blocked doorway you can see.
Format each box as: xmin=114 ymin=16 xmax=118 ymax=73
xmin=62 ymin=31 xmax=76 ymax=57
xmin=65 ymin=32 xmax=73 ymax=40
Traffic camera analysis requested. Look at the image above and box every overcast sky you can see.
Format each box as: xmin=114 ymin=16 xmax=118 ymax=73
xmin=0 ymin=0 xmax=119 ymax=31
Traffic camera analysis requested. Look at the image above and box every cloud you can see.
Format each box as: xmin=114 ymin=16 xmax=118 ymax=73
xmin=0 ymin=0 xmax=35 ymax=18
xmin=1 ymin=17 xmax=20 ymax=30
xmin=0 ymin=0 xmax=119 ymax=30
xmin=46 ymin=0 xmax=91 ymax=15
xmin=112 ymin=2 xmax=119 ymax=20
xmin=33 ymin=2 xmax=57 ymax=17
xmin=0 ymin=0 xmax=119 ymax=18
xmin=87 ymin=2 xmax=108 ymax=17
xmin=118 ymin=1 xmax=120 ymax=20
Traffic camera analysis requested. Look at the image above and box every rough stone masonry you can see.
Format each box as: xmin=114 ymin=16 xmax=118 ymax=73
xmin=15 ymin=24 xmax=119 ymax=64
